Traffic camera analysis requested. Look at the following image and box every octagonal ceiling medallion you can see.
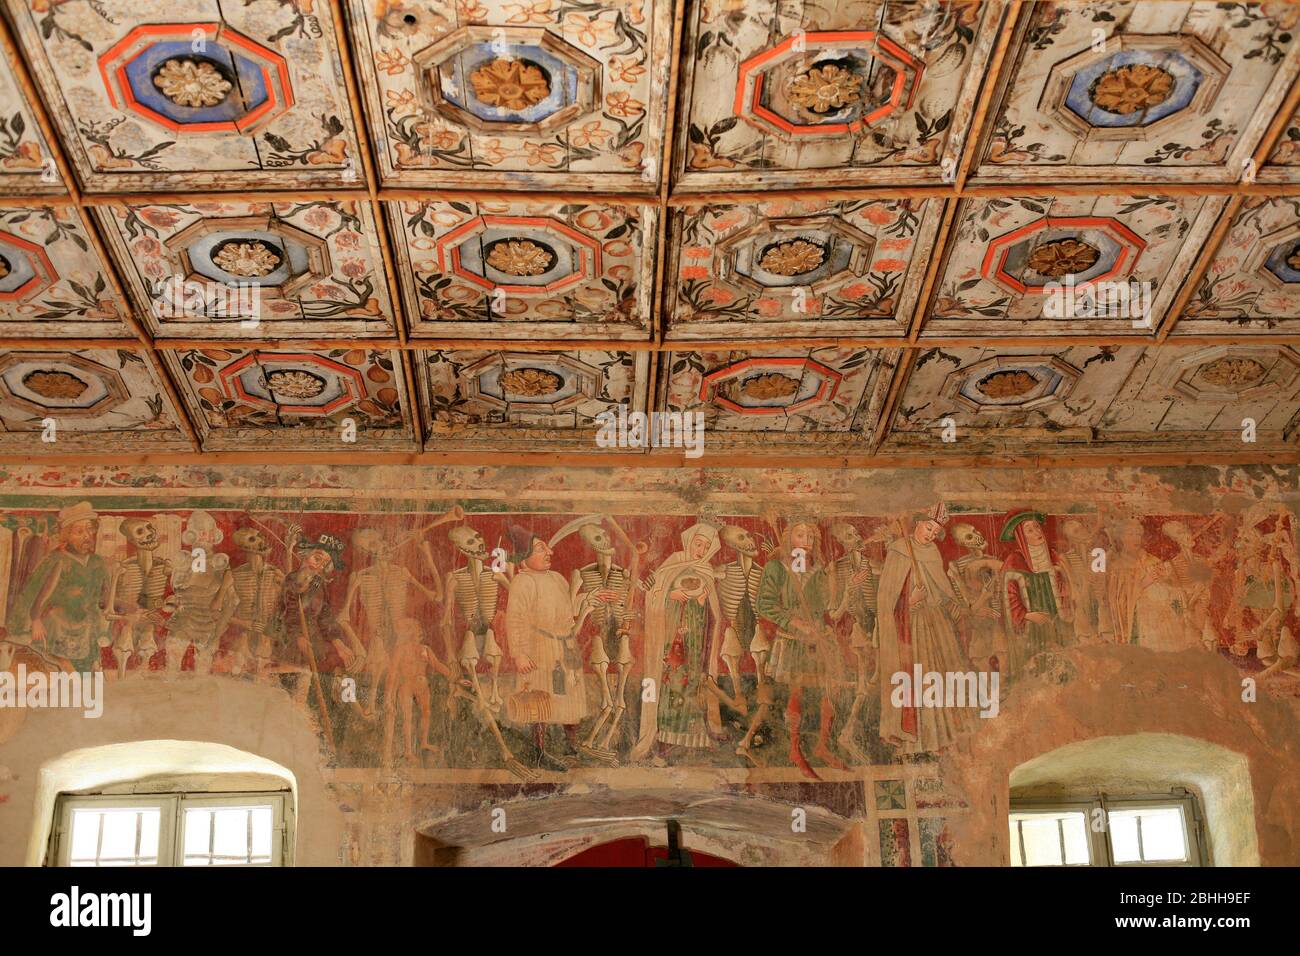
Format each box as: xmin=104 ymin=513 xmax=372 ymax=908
xmin=982 ymin=216 xmax=1146 ymax=294
xmin=435 ymin=215 xmax=600 ymax=296
xmin=1041 ymin=34 xmax=1228 ymax=142
xmin=734 ymin=31 xmax=923 ymax=139
xmin=164 ymin=216 xmax=330 ymax=302
xmin=463 ymin=352 xmax=602 ymax=414
xmin=0 ymin=351 xmax=127 ymax=419
xmin=1162 ymin=346 xmax=1300 ymax=403
xmin=413 ymin=26 xmax=601 ymax=135
xmin=0 ymin=229 xmax=57 ymax=302
xmin=716 ymin=215 xmax=875 ymax=294
xmin=701 ymin=357 xmax=842 ymax=415
xmin=942 ymin=355 xmax=1083 ymax=414
xmin=99 ymin=23 xmax=293 ymax=136
xmin=216 ymin=352 xmax=367 ymax=417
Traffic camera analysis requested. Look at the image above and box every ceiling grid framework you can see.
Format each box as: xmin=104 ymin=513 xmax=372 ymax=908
xmin=0 ymin=0 xmax=1296 ymax=465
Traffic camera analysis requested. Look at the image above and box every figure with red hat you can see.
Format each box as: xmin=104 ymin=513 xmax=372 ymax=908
xmin=999 ymin=510 xmax=1073 ymax=680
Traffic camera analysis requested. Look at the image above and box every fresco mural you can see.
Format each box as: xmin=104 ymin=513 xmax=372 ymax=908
xmin=1 ymin=470 xmax=1296 ymax=784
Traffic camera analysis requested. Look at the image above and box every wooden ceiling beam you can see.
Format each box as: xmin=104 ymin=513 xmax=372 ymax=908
xmin=0 ymin=448 xmax=1291 ymax=471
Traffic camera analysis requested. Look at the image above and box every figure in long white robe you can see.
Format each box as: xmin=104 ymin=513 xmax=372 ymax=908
xmin=876 ymin=514 xmax=977 ymax=755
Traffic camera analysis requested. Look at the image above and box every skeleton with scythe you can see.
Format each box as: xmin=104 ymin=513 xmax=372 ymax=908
xmin=550 ymin=514 xmax=647 ymax=765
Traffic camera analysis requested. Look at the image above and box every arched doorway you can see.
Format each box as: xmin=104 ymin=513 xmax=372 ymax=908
xmin=415 ymin=788 xmax=857 ymax=866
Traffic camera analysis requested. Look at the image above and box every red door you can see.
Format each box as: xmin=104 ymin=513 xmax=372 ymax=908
xmin=554 ymin=836 xmax=739 ymax=867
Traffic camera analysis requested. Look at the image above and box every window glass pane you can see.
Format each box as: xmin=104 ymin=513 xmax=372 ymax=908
xmin=184 ymin=808 xmax=212 ymax=862
xmin=182 ymin=804 xmax=275 ymax=865
xmin=68 ymin=809 xmax=101 ymax=863
xmin=1019 ymin=815 xmax=1065 ymax=866
xmin=1061 ymin=812 xmax=1090 ymax=865
xmin=1111 ymin=807 xmax=1187 ymax=863
xmin=249 ymin=807 xmax=273 ymax=862
xmin=1109 ymin=810 xmax=1141 ymax=863
xmin=69 ymin=808 xmax=160 ymax=866
xmin=1137 ymin=808 xmax=1188 ymax=862
xmin=212 ymin=808 xmax=251 ymax=863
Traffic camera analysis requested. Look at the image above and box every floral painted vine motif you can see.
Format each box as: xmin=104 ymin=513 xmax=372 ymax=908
xmin=0 ymin=207 xmax=118 ymax=321
xmin=78 ymin=118 xmax=174 ymax=172
xmin=263 ymin=114 xmax=350 ymax=168
xmin=0 ymin=112 xmax=43 ymax=171
xmin=1143 ymin=118 xmax=1240 ymax=165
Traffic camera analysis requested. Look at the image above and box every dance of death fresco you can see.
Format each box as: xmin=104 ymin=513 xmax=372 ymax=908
xmin=0 ymin=489 xmax=1296 ymax=781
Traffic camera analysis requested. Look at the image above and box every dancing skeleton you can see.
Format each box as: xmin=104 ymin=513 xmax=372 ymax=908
xmin=105 ymin=518 xmax=171 ymax=679
xmin=557 ymin=517 xmax=646 ymax=766
xmin=442 ymin=524 xmax=535 ymax=782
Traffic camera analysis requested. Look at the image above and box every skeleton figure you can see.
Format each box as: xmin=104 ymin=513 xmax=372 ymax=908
xmin=339 ymin=528 xmax=442 ymax=717
xmin=715 ymin=525 xmax=763 ymax=713
xmin=106 ymin=518 xmax=171 ymax=679
xmin=229 ymin=526 xmax=286 ymax=678
xmin=946 ymin=522 xmax=1005 ymax=667
xmin=568 ymin=523 xmax=635 ymax=765
xmin=166 ymin=510 xmax=238 ymax=678
xmin=1162 ymin=519 xmax=1232 ymax=651
xmin=725 ymin=525 xmax=773 ymax=762
xmin=827 ymin=522 xmax=880 ymax=766
xmin=442 ymin=525 xmax=535 ymax=782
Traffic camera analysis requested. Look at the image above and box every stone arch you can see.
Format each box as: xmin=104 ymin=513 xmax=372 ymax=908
xmin=1009 ymin=732 xmax=1258 ymax=866
xmin=413 ymin=788 xmax=863 ymax=867
xmin=938 ymin=644 xmax=1300 ymax=865
xmin=26 ymin=738 xmax=297 ymax=866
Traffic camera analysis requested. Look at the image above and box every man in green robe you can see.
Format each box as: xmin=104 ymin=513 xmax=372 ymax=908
xmin=7 ymin=501 xmax=109 ymax=671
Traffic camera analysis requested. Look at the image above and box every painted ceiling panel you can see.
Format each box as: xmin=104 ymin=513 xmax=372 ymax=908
xmin=94 ymin=198 xmax=397 ymax=339
xmin=0 ymin=348 xmax=189 ymax=451
xmin=922 ymin=193 xmax=1224 ymax=337
xmin=0 ymin=39 xmax=58 ymax=193
xmin=387 ymin=196 xmax=655 ymax=339
xmin=973 ymin=1 xmax=1300 ymax=184
xmin=881 ymin=343 xmax=1300 ymax=453
xmin=675 ymin=0 xmax=1001 ymax=191
xmin=416 ymin=347 xmax=649 ymax=449
xmin=658 ymin=346 xmax=899 ymax=451
xmin=161 ymin=346 xmax=416 ymax=450
xmin=7 ymin=0 xmax=362 ymax=191
xmin=666 ymin=196 xmax=941 ymax=339
xmin=346 ymin=0 xmax=672 ymax=191
xmin=0 ymin=0 xmax=1293 ymax=462
xmin=0 ymin=204 xmax=133 ymax=337
xmin=1176 ymin=196 xmax=1300 ymax=334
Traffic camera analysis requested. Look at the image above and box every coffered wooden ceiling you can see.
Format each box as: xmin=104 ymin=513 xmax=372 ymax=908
xmin=1 ymin=0 xmax=1300 ymax=465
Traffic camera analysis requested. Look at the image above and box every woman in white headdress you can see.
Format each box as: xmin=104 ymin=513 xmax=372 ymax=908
xmin=631 ymin=523 xmax=722 ymax=760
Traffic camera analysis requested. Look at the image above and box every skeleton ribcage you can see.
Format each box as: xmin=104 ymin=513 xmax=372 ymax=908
xmin=833 ymin=557 xmax=877 ymax=623
xmin=116 ymin=560 xmax=170 ymax=612
xmin=454 ymin=567 xmax=499 ymax=634
xmin=718 ymin=562 xmax=762 ymax=632
xmin=578 ymin=564 xmax=630 ymax=635
xmin=233 ymin=566 xmax=282 ymax=633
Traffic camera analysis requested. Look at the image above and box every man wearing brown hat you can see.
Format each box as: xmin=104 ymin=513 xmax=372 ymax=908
xmin=7 ymin=501 xmax=110 ymax=671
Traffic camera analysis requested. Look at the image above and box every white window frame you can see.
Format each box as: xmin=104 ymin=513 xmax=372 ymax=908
xmin=52 ymin=791 xmax=292 ymax=867
xmin=1010 ymin=790 xmax=1205 ymax=867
